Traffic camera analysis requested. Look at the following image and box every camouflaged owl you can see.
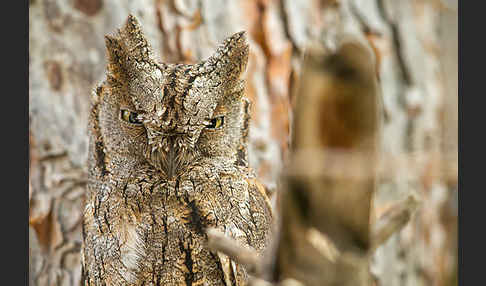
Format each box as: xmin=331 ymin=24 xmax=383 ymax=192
xmin=81 ymin=15 xmax=272 ymax=286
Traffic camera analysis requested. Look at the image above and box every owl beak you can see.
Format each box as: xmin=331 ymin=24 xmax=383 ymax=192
xmin=165 ymin=143 xmax=177 ymax=179
xmin=149 ymin=134 xmax=188 ymax=180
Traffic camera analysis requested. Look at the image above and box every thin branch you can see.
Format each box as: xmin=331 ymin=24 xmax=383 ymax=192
xmin=306 ymin=228 xmax=340 ymax=263
xmin=206 ymin=228 xmax=261 ymax=276
xmin=371 ymin=195 xmax=420 ymax=253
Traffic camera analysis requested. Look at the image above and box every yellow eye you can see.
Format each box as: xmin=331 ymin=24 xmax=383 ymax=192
xmin=205 ymin=116 xmax=224 ymax=129
xmin=120 ymin=109 xmax=142 ymax=124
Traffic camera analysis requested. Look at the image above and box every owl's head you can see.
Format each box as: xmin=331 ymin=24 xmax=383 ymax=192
xmin=96 ymin=15 xmax=250 ymax=179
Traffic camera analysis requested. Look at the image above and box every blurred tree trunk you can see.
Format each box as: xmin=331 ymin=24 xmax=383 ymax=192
xmin=29 ymin=0 xmax=457 ymax=285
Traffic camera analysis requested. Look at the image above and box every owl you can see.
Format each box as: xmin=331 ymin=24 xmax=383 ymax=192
xmin=81 ymin=15 xmax=272 ymax=286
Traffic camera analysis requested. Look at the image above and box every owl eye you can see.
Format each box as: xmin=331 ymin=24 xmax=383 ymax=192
xmin=120 ymin=109 xmax=143 ymax=125
xmin=205 ymin=116 xmax=224 ymax=129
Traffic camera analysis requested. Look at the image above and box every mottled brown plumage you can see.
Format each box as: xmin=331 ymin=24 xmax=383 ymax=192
xmin=81 ymin=15 xmax=272 ymax=286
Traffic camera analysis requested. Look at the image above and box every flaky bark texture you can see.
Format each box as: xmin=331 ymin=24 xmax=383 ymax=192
xmin=29 ymin=0 xmax=457 ymax=285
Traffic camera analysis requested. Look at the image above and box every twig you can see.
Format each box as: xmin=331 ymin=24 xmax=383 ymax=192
xmin=371 ymin=195 xmax=420 ymax=253
xmin=306 ymin=228 xmax=340 ymax=263
xmin=206 ymin=228 xmax=261 ymax=276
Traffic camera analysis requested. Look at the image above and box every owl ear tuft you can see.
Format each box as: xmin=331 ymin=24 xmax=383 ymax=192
xmin=104 ymin=34 xmax=126 ymax=79
xmin=103 ymin=15 xmax=157 ymax=81
xmin=211 ymin=31 xmax=250 ymax=82
xmin=118 ymin=14 xmax=155 ymax=63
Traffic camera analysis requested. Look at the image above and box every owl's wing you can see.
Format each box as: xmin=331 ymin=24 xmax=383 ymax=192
xmin=214 ymin=228 xmax=252 ymax=286
xmin=216 ymin=250 xmax=240 ymax=286
xmin=216 ymin=176 xmax=272 ymax=285
xmin=245 ymin=177 xmax=273 ymax=219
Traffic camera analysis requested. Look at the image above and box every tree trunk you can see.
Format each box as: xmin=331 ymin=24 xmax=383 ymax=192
xmin=29 ymin=0 xmax=457 ymax=285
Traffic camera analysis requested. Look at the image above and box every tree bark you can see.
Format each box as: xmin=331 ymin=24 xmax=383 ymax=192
xmin=29 ymin=0 xmax=457 ymax=285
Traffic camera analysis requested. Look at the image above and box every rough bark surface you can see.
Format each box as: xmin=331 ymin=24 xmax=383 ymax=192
xmin=29 ymin=0 xmax=457 ymax=285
